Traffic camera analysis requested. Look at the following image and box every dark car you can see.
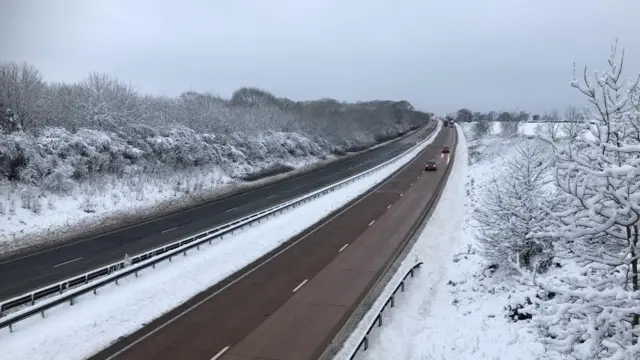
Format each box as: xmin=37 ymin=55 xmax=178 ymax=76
xmin=441 ymin=146 xmax=450 ymax=153
xmin=424 ymin=159 xmax=437 ymax=171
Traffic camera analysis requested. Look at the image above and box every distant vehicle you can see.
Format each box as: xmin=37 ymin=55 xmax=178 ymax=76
xmin=424 ymin=159 xmax=437 ymax=171
xmin=441 ymin=146 xmax=451 ymax=153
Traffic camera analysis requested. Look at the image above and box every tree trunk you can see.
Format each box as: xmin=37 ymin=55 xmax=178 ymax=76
xmin=631 ymin=226 xmax=639 ymax=344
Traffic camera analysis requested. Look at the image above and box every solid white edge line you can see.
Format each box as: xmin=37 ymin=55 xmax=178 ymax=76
xmin=338 ymin=244 xmax=349 ymax=252
xmin=225 ymin=207 xmax=238 ymax=213
xmin=387 ymin=204 xmax=392 ymax=209
xmin=210 ymin=346 xmax=230 ymax=360
xmin=400 ymin=193 xmax=404 ymax=197
xmin=292 ymin=279 xmax=309 ymax=293
xmin=102 ymin=123 xmax=442 ymax=360
xmin=368 ymin=220 xmax=376 ymax=226
xmin=52 ymin=257 xmax=83 ymax=268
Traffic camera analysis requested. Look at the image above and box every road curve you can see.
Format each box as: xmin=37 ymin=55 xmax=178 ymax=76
xmin=89 ymin=126 xmax=455 ymax=360
xmin=0 ymin=123 xmax=436 ymax=303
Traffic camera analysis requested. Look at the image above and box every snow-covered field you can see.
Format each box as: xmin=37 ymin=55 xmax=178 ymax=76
xmin=0 ymin=123 xmax=440 ymax=360
xmin=336 ymin=124 xmax=554 ymax=360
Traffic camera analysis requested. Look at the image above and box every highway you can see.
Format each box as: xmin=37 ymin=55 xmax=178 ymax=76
xmin=0 ymin=122 xmax=436 ymax=303
xmin=88 ymin=125 xmax=456 ymax=360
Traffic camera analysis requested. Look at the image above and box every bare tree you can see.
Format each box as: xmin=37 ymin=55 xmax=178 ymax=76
xmin=560 ymin=105 xmax=583 ymax=142
xmin=535 ymin=110 xmax=561 ymax=142
xmin=0 ymin=62 xmax=45 ymax=131
xmin=472 ymin=120 xmax=492 ymax=139
xmin=500 ymin=120 xmax=520 ymax=137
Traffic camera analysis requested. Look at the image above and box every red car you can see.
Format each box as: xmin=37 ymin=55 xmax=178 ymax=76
xmin=441 ymin=146 xmax=450 ymax=153
xmin=424 ymin=159 xmax=437 ymax=171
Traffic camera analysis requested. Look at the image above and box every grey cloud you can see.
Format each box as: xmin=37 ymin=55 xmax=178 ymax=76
xmin=2 ymin=0 xmax=639 ymax=114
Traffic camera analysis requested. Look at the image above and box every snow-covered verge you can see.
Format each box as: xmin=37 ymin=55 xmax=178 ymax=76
xmin=342 ymin=44 xmax=640 ymax=360
xmin=335 ymin=126 xmax=555 ymax=360
xmin=0 ymin=62 xmax=431 ymax=255
xmin=0 ymin=124 xmax=440 ymax=360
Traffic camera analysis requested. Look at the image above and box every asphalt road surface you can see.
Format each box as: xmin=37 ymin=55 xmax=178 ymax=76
xmin=89 ymin=126 xmax=455 ymax=360
xmin=0 ymin=122 xmax=436 ymax=303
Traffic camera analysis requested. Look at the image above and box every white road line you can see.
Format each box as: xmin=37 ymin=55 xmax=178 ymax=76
xmin=292 ymin=279 xmax=308 ymax=293
xmin=161 ymin=227 xmax=178 ymax=234
xmin=368 ymin=220 xmax=376 ymax=226
xmin=210 ymin=346 xmax=230 ymax=360
xmin=53 ymin=257 xmax=83 ymax=268
xmin=266 ymin=194 xmax=276 ymax=198
xmin=410 ymin=182 xmax=413 ymax=186
xmin=387 ymin=204 xmax=392 ymax=209
xmin=417 ymin=176 xmax=420 ymax=179
xmin=225 ymin=207 xmax=238 ymax=213
xmin=400 ymin=193 xmax=404 ymax=197
xmin=102 ymin=130 xmax=438 ymax=360
xmin=338 ymin=244 xmax=349 ymax=252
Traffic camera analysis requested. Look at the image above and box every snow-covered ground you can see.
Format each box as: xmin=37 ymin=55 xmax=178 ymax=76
xmin=0 ymin=123 xmax=440 ymax=360
xmin=335 ymin=125 xmax=554 ymax=360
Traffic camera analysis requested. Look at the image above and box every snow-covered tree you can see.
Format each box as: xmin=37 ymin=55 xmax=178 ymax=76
xmin=472 ymin=119 xmax=491 ymax=139
xmin=500 ymin=119 xmax=520 ymax=137
xmin=473 ymin=139 xmax=553 ymax=273
xmin=536 ymin=110 xmax=561 ymax=142
xmin=561 ymin=105 xmax=585 ymax=142
xmin=0 ymin=62 xmax=45 ymax=131
xmin=532 ymin=41 xmax=640 ymax=360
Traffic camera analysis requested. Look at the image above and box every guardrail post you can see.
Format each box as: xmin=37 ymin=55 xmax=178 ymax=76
xmin=85 ymin=275 xmax=89 ymax=284
xmin=390 ymin=295 xmax=395 ymax=308
xmin=363 ymin=335 xmax=369 ymax=351
xmin=377 ymin=314 xmax=382 ymax=327
xmin=31 ymin=293 xmax=35 ymax=306
xmin=183 ymin=250 xmax=187 ymax=256
xmin=400 ymin=281 xmax=405 ymax=292
xmin=69 ymin=298 xmax=74 ymax=306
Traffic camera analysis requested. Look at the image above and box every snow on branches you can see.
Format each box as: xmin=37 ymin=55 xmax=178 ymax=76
xmin=472 ymin=139 xmax=554 ymax=274
xmin=532 ymin=41 xmax=640 ymax=360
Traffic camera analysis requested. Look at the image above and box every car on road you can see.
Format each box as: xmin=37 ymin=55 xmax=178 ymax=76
xmin=441 ymin=146 xmax=450 ymax=153
xmin=424 ymin=159 xmax=437 ymax=171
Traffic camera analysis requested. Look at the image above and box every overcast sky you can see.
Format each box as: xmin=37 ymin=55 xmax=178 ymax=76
xmin=2 ymin=0 xmax=639 ymax=115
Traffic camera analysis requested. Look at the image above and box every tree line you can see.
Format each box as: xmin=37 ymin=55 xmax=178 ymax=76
xmin=0 ymin=62 xmax=431 ymax=187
